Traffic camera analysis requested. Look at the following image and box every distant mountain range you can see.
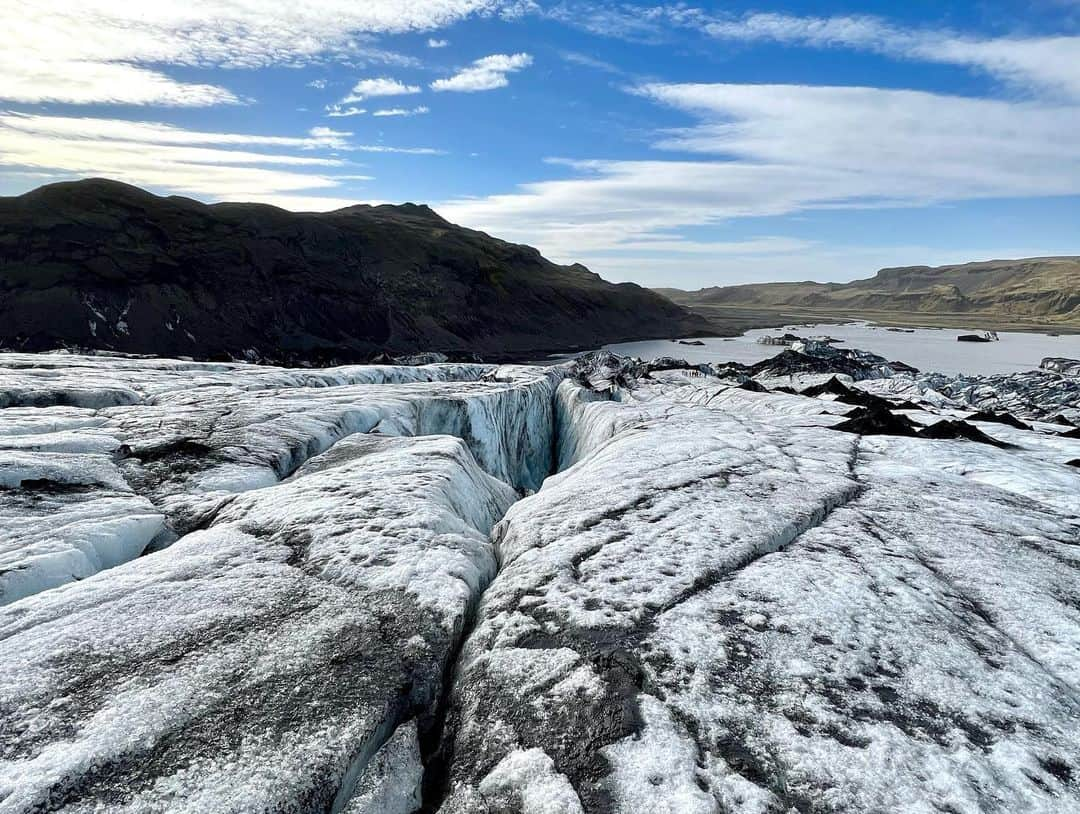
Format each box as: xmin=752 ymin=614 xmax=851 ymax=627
xmin=0 ymin=179 xmax=706 ymax=363
xmin=658 ymin=257 xmax=1080 ymax=331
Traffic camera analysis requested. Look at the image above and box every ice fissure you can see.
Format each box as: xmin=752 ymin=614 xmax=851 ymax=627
xmin=0 ymin=357 xmax=572 ymax=813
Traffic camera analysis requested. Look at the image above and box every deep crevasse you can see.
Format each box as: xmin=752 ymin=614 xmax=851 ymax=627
xmin=0 ymin=357 xmax=572 ymax=813
xmin=0 ymin=361 xmax=562 ymax=605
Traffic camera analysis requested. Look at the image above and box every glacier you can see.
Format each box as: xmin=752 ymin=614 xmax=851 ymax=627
xmin=0 ymin=348 xmax=1078 ymax=813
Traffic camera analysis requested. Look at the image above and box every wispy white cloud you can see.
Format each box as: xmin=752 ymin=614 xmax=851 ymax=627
xmin=3 ymin=0 xmax=519 ymax=106
xmin=341 ymin=77 xmax=422 ymax=103
xmin=0 ymin=112 xmax=445 ymax=208
xmin=428 ymin=38 xmax=450 ymax=48
xmin=0 ymin=114 xmax=354 ymax=150
xmin=559 ymin=50 xmax=626 ymax=76
xmin=307 ymin=79 xmax=329 ymax=89
xmin=325 ymin=105 xmax=368 ymax=118
xmin=431 ymin=53 xmax=533 ymax=92
xmin=551 ymin=5 xmax=1080 ymax=101
xmin=0 ymin=58 xmax=240 ymax=107
xmin=0 ymin=112 xmax=357 ymax=206
xmin=545 ymin=3 xmax=671 ymax=42
xmin=351 ymin=144 xmax=445 ymax=154
xmin=373 ymin=106 xmax=431 ymax=117
xmin=439 ymin=82 xmax=1080 ymax=271
xmin=699 ymin=12 xmax=1080 ymax=100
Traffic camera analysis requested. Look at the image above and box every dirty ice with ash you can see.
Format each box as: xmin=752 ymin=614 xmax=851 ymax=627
xmin=1 ymin=342 xmax=1079 ymax=813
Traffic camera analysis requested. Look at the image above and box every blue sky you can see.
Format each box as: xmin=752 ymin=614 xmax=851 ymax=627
xmin=2 ymin=1 xmax=1079 ymax=288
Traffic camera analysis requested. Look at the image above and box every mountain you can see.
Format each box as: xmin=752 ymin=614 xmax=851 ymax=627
xmin=658 ymin=257 xmax=1080 ymax=330
xmin=0 ymin=179 xmax=706 ymax=363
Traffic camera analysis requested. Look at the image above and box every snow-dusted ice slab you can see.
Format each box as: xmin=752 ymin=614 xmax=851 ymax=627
xmin=0 ymin=433 xmax=514 ymax=812
xmin=0 ymin=357 xmax=560 ymax=603
xmin=0 ymin=351 xmax=492 ymax=406
xmin=105 ymin=368 xmax=558 ymax=534
xmin=0 ymin=450 xmax=166 ymax=605
xmin=436 ymin=379 xmax=1080 ymax=813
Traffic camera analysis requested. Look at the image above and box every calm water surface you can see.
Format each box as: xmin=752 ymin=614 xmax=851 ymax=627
xmin=552 ymin=322 xmax=1080 ymax=377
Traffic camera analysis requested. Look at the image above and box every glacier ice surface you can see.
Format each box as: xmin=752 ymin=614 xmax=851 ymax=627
xmin=1 ymin=349 xmax=1079 ymax=813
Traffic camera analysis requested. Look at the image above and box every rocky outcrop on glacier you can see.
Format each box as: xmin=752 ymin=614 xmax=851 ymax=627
xmin=713 ymin=336 xmax=1080 ymax=426
xmin=2 ymin=348 xmax=1079 ymax=812
xmin=858 ymin=370 xmax=1080 ymax=425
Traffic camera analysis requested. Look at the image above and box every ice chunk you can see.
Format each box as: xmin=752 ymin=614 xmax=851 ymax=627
xmin=338 ymin=720 xmax=424 ymax=814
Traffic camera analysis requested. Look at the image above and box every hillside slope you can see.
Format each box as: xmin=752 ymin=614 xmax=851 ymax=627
xmin=659 ymin=257 xmax=1080 ymax=329
xmin=0 ymin=179 xmax=705 ymax=362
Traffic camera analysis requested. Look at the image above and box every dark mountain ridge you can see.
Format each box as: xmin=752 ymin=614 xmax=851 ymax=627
xmin=0 ymin=179 xmax=706 ymax=363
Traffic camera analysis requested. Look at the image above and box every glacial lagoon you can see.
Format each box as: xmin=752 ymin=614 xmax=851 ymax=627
xmin=598 ymin=322 xmax=1080 ymax=376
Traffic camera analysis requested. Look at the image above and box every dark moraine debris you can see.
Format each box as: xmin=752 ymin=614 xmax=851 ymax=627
xmin=965 ymin=411 xmax=1034 ymax=431
xmin=735 ymin=378 xmax=769 ymax=392
xmin=801 ymin=376 xmax=923 ymax=412
xmin=830 ymin=404 xmax=920 ymax=437
xmin=748 ymin=345 xmax=918 ymax=381
xmin=644 ymin=356 xmax=696 ymax=374
xmin=917 ymin=419 xmax=1016 ymax=448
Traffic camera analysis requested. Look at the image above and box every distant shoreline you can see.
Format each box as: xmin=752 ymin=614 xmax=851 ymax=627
xmin=677 ymin=304 xmax=1080 ymax=337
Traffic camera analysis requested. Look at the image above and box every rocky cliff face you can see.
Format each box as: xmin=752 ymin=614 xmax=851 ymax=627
xmin=0 ymin=179 xmax=705 ymax=363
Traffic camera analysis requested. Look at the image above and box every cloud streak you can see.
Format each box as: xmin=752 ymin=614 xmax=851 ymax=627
xmin=373 ymin=107 xmax=431 ymax=117
xmin=4 ymin=0 xmax=521 ymax=106
xmin=341 ymin=77 xmax=422 ymax=103
xmin=700 ymin=12 xmax=1080 ymax=100
xmin=440 ymin=83 xmax=1080 ymax=271
xmin=548 ymin=5 xmax=1080 ymax=100
xmin=0 ymin=112 xmax=445 ymax=209
xmin=431 ymin=53 xmax=533 ymax=92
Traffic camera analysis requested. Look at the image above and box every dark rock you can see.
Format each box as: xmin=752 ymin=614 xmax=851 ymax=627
xmin=569 ymin=351 xmax=645 ymax=391
xmin=798 ymin=376 xmax=918 ymax=414
xmin=917 ymin=420 xmax=1015 ymax=448
xmin=831 ymin=405 xmax=920 ymax=437
xmin=749 ymin=346 xmax=918 ymax=382
xmin=965 ymin=411 xmax=1033 ymax=431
